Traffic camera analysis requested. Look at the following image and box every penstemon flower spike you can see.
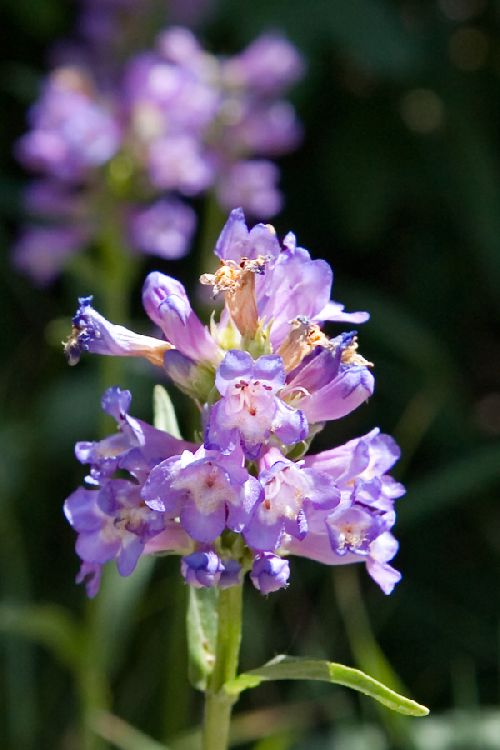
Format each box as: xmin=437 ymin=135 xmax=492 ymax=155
xmin=14 ymin=21 xmax=303 ymax=283
xmin=64 ymin=208 xmax=428 ymax=749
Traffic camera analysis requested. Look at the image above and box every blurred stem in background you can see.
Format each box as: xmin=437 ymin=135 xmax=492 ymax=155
xmin=334 ymin=566 xmax=415 ymax=749
xmin=97 ymin=172 xmax=139 ymax=398
xmin=78 ymin=174 xmax=139 ymax=750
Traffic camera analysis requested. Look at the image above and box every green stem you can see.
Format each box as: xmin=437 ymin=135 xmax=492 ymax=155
xmin=77 ymin=186 xmax=138 ymax=749
xmin=78 ymin=653 xmax=110 ymax=750
xmin=202 ymin=585 xmax=243 ymax=750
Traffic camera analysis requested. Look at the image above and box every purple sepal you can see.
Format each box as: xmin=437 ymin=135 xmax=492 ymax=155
xmin=181 ymin=550 xmax=224 ymax=588
xmin=250 ymin=553 xmax=290 ymax=594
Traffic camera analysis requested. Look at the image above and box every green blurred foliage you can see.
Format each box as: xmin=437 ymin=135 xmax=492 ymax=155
xmin=2 ymin=0 xmax=500 ymax=748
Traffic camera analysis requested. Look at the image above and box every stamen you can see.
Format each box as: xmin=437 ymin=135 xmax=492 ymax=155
xmin=340 ymin=336 xmax=373 ymax=367
xmin=278 ymin=317 xmax=332 ymax=372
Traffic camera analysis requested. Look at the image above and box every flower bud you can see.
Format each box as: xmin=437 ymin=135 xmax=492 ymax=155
xmin=181 ymin=550 xmax=224 ymax=588
xmin=219 ymin=559 xmax=243 ymax=588
xmin=250 ymin=553 xmax=290 ymax=594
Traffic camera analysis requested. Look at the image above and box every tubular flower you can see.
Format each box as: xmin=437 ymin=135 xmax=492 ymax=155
xmin=205 ymin=351 xmax=308 ymax=459
xmin=65 ymin=209 xmax=405 ymax=596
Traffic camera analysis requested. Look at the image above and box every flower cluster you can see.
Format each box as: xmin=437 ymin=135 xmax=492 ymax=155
xmin=65 ymin=209 xmax=404 ymax=597
xmin=14 ymin=16 xmax=303 ymax=283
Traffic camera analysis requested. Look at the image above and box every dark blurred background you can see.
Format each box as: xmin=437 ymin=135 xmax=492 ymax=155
xmin=2 ymin=1 xmax=500 ymax=749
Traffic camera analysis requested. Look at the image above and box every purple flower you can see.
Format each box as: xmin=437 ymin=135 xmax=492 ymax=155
xmin=142 ymin=444 xmax=262 ymax=543
xmin=17 ymin=69 xmax=120 ymax=182
xmin=223 ymin=102 xmax=302 ymax=157
xmin=12 ymin=225 xmax=86 ymax=285
xmin=24 ymin=180 xmax=86 ymax=220
xmin=66 ymin=296 xmax=171 ymax=367
xmin=325 ymin=505 xmax=385 ymax=556
xmin=258 ymin=231 xmax=369 ymax=350
xmin=144 ymin=521 xmax=193 ymax=556
xmin=64 ymin=479 xmax=165 ymax=587
xmin=365 ymin=533 xmax=401 ymax=595
xmin=206 ymin=350 xmax=308 ymax=459
xmin=284 ymin=336 xmax=375 ymax=424
xmin=303 ymin=428 xmax=404 ymax=492
xmin=243 ymin=448 xmax=339 ymax=551
xmin=250 ymin=553 xmax=290 ymax=594
xmin=148 ymin=135 xmax=214 ymax=194
xmin=214 ymin=207 xmax=281 ymax=263
xmin=129 ymin=199 xmax=196 ymax=259
xmin=216 ymin=161 xmax=282 ymax=218
xmin=142 ymin=272 xmax=220 ymax=363
xmin=75 ymin=561 xmax=102 ymax=598
xmin=62 ymin=207 xmax=407 ymax=599
xmin=223 ymin=34 xmax=304 ymax=95
xmin=16 ymin=28 xmax=303 ymax=280
xmin=205 ymin=211 xmax=368 ymax=358
xmin=75 ymin=386 xmax=193 ymax=485
xmin=282 ymin=429 xmax=405 ymax=594
xmin=181 ymin=550 xmax=224 ymax=588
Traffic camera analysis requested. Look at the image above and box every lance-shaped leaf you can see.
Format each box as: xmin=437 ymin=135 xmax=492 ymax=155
xmin=92 ymin=711 xmax=167 ymax=750
xmin=153 ymin=384 xmax=182 ymax=437
xmin=224 ymin=655 xmax=429 ymax=717
xmin=186 ymin=586 xmax=218 ymax=691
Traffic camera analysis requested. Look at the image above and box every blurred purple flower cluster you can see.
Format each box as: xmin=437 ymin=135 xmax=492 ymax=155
xmin=14 ymin=3 xmax=303 ymax=284
xmin=65 ymin=209 xmax=404 ymax=597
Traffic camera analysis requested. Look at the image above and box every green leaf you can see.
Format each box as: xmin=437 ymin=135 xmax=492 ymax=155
xmin=91 ymin=711 xmax=167 ymax=750
xmin=225 ymin=656 xmax=429 ymax=717
xmin=153 ymin=385 xmax=182 ymax=437
xmin=0 ymin=603 xmax=83 ymax=671
xmin=186 ymin=586 xmax=218 ymax=691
